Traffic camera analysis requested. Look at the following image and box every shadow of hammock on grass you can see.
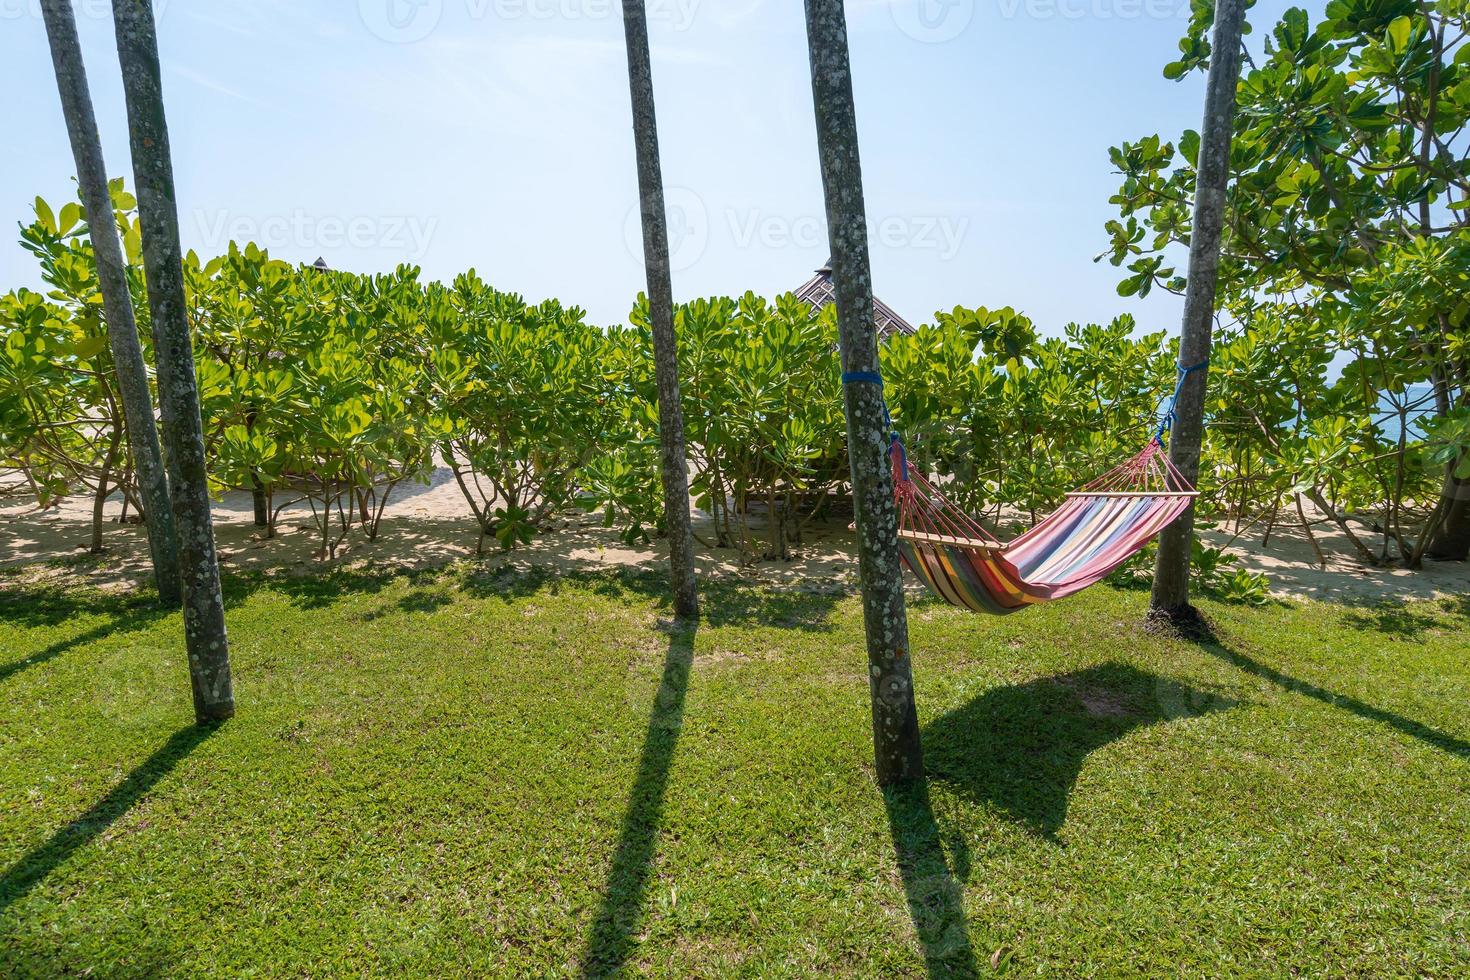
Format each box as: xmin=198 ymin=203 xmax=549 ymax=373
xmin=581 ymin=623 xmax=696 ymax=978
xmin=876 ymin=665 xmax=1230 ymax=977
xmin=0 ymin=723 xmax=218 ymax=914
xmin=922 ymin=664 xmax=1232 ymax=839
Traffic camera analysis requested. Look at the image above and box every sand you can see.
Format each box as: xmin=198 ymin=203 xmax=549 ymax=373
xmin=2 ymin=466 xmax=1465 ymax=604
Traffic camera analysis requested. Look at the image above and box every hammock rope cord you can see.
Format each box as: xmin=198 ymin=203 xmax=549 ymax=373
xmin=841 ymin=361 xmax=1204 ymax=615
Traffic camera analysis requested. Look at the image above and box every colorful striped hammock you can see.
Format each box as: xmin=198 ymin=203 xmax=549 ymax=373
xmin=892 ymin=440 xmax=1197 ymax=615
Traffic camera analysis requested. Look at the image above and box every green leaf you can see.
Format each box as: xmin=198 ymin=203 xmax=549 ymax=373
xmin=34 ymin=197 xmax=57 ymax=234
xmin=1179 ymin=130 xmax=1200 ymax=167
xmin=123 ymin=221 xmax=143 ymax=266
xmin=107 ymin=178 xmax=137 ymax=211
xmin=73 ymin=334 xmax=108 ymax=360
xmin=58 ymin=202 xmax=83 ymax=236
xmin=1386 ymin=15 xmax=1411 ymax=53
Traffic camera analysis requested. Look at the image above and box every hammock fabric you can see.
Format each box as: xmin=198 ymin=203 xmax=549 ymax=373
xmin=892 ymin=440 xmax=1196 ymax=614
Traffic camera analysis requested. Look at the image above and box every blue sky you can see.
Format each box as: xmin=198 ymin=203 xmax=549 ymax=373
xmin=5 ymin=0 xmax=1316 ymax=334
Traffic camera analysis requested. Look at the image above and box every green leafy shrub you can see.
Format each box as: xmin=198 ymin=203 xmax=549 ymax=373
xmin=1 ymin=188 xmax=150 ymax=549
xmin=4 ymin=163 xmax=1460 ymax=574
xmin=190 ymin=247 xmax=439 ymax=555
xmin=1111 ymin=539 xmax=1271 ymax=605
xmin=427 ymin=273 xmax=633 ymax=551
xmin=665 ymin=292 xmax=844 ymax=558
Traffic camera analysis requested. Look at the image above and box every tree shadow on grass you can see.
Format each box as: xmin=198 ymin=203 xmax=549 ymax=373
xmin=0 ymin=587 xmax=171 ymax=685
xmin=1186 ymin=622 xmax=1470 ymax=760
xmin=922 ymin=663 xmax=1232 ymax=839
xmin=267 ymin=556 xmax=836 ymax=633
xmin=884 ymin=780 xmax=979 ymax=978
xmin=0 ymin=723 xmax=218 ymax=914
xmin=0 ymin=579 xmax=117 ymax=629
xmin=1335 ymin=594 xmax=1470 ymax=642
xmin=501 ymin=566 xmax=843 ymax=632
xmin=207 ymin=560 xmax=847 ymax=635
xmin=581 ymin=622 xmax=696 ymax=978
xmin=0 ymin=580 xmax=172 ymax=631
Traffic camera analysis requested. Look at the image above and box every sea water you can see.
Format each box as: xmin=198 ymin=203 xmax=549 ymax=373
xmin=1377 ymin=384 xmax=1437 ymax=443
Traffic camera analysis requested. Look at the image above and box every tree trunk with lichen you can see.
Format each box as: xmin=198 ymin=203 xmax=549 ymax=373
xmin=1150 ymin=0 xmax=1247 ymax=624
xmin=803 ymin=0 xmax=923 ymax=785
xmin=112 ymin=0 xmax=234 ymax=723
xmin=41 ymin=0 xmax=180 ymax=604
xmin=619 ymin=0 xmax=699 ymax=621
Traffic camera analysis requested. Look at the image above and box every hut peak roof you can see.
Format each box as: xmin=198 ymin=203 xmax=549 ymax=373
xmin=793 ymin=259 xmax=915 ymax=338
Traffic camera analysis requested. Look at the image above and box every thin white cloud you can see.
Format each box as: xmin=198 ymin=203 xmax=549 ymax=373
xmin=167 ymin=63 xmax=268 ymax=108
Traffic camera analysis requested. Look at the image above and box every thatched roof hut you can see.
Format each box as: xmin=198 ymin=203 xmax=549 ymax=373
xmin=793 ymin=258 xmax=916 ymax=338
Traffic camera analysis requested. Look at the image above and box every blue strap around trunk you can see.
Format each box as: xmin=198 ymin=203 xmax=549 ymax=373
xmin=841 ymin=370 xmax=908 ymax=479
xmin=1153 ymin=358 xmax=1210 ymax=444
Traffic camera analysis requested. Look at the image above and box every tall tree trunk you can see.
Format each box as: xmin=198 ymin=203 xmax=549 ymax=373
xmin=1426 ymin=472 xmax=1470 ymax=561
xmin=1424 ymin=357 xmax=1469 ymax=563
xmin=1417 ymin=40 xmax=1468 ymax=563
xmin=619 ymin=0 xmax=699 ymax=621
xmin=1149 ymin=0 xmax=1247 ymax=623
xmin=804 ymin=0 xmax=923 ymax=786
xmin=40 ymin=0 xmax=180 ymax=604
xmin=112 ymin=0 xmax=234 ymax=723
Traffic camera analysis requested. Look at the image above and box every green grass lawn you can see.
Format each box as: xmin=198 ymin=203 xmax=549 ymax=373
xmin=1 ymin=564 xmax=1467 ymax=977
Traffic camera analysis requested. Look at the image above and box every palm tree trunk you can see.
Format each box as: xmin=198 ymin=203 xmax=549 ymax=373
xmin=40 ymin=0 xmax=180 ymax=605
xmin=804 ymin=0 xmax=923 ymax=786
xmin=1149 ymin=0 xmax=1247 ymax=624
xmin=112 ymin=0 xmax=234 ymax=723
xmin=619 ymin=0 xmax=699 ymax=621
